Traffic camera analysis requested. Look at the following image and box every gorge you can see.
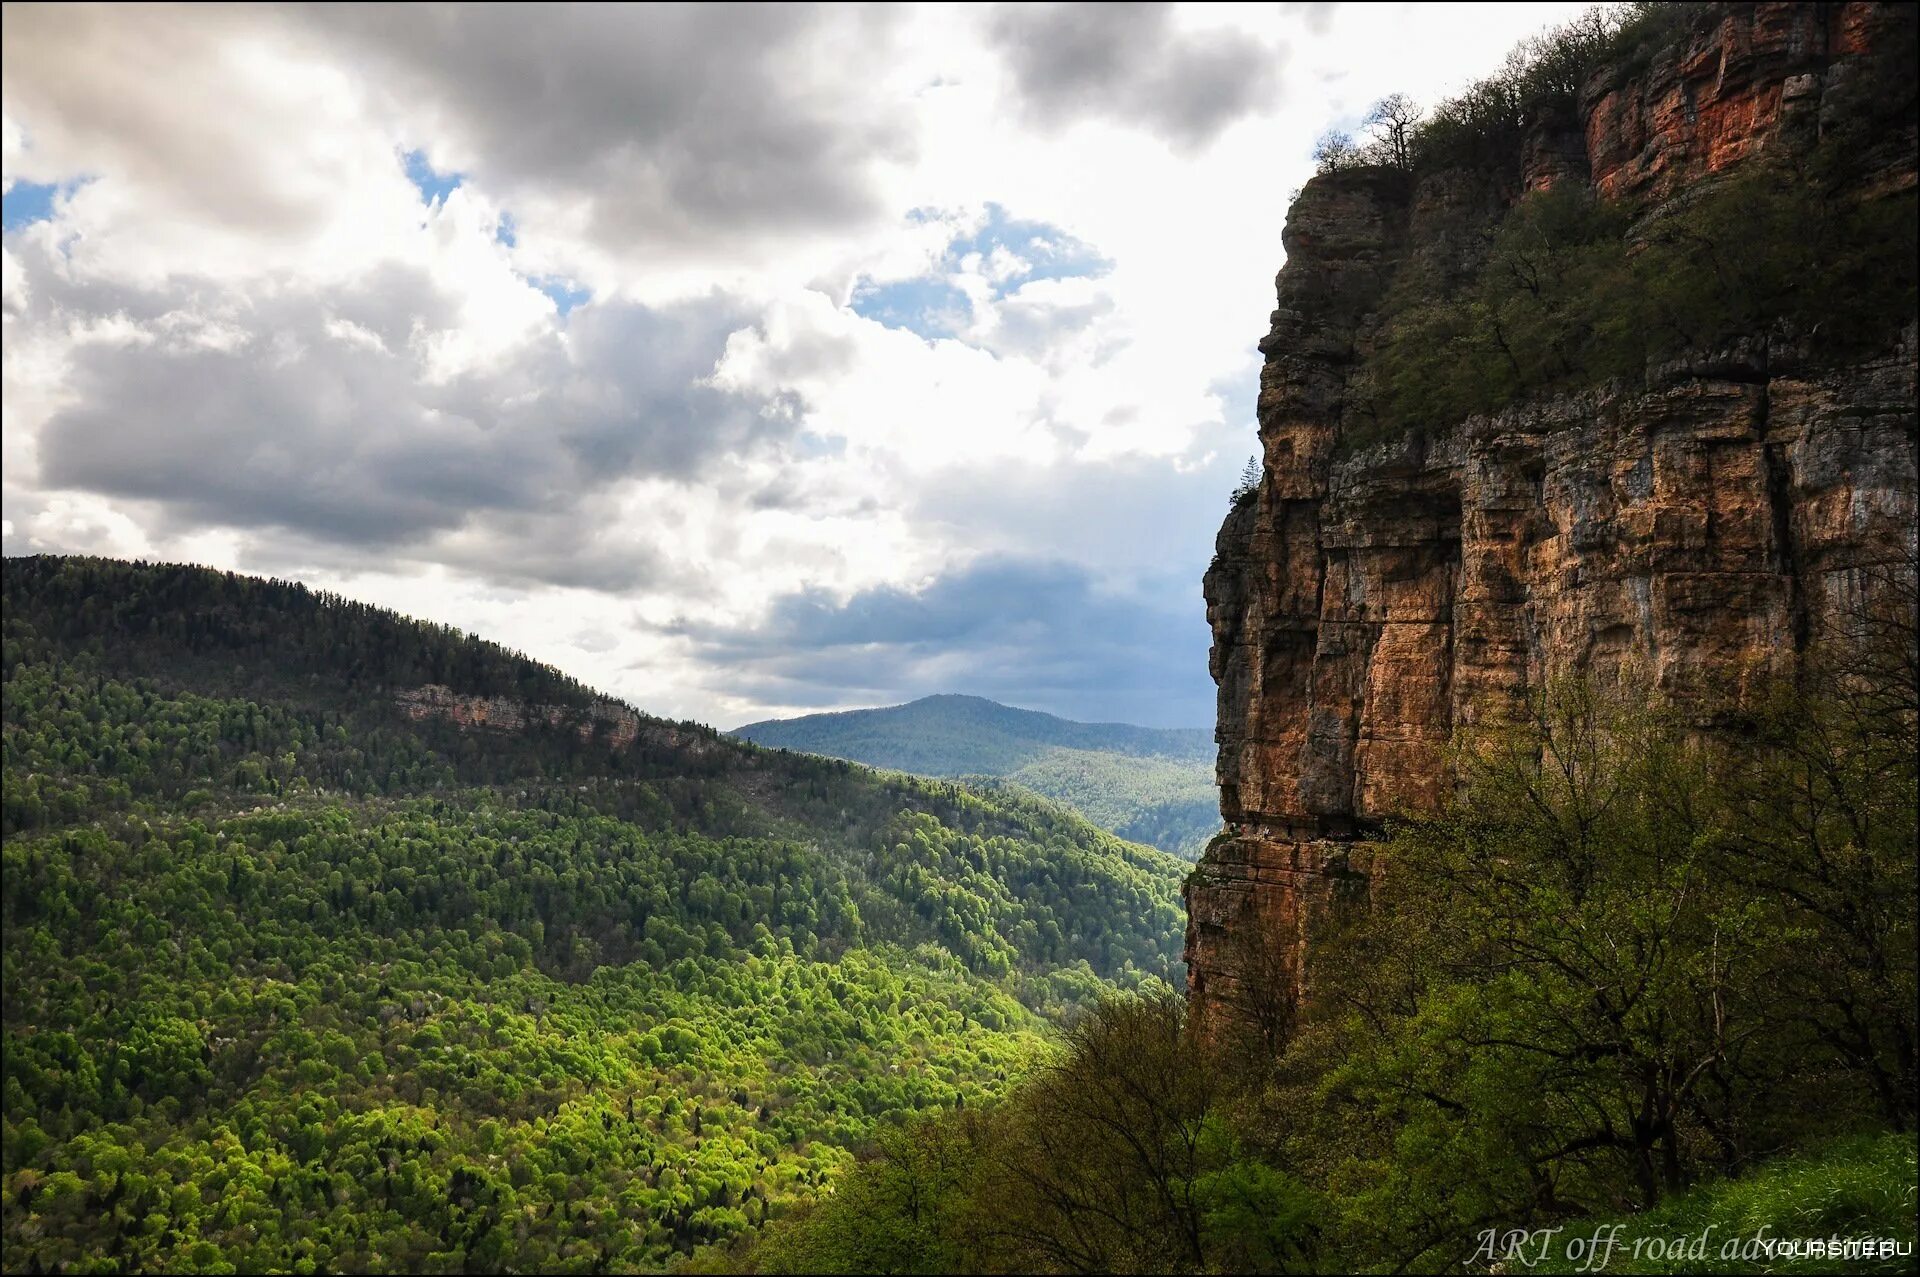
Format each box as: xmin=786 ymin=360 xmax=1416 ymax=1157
xmin=4 ymin=3 xmax=1916 ymax=1271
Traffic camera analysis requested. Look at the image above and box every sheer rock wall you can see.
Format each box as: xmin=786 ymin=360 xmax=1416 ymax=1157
xmin=1187 ymin=1 xmax=1918 ymax=1025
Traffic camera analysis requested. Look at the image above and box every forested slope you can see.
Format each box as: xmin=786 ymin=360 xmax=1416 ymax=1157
xmin=0 ymin=555 xmax=1188 ymax=1273
xmin=733 ymin=695 xmax=1219 ymax=858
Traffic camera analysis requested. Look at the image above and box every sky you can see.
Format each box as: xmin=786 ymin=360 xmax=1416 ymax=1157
xmin=1 ymin=1 xmax=1591 ymax=730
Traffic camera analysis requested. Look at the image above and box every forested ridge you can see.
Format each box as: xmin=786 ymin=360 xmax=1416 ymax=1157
xmin=732 ymin=696 xmax=1219 ymax=859
xmin=0 ymin=555 xmax=1187 ymax=1273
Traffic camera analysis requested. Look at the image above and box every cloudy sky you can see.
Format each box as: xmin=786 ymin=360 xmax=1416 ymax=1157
xmin=3 ymin=1 xmax=1587 ymax=729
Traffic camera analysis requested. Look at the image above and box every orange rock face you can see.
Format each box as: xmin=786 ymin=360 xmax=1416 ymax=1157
xmin=1582 ymin=2 xmax=1909 ymax=200
xmin=1187 ymin=2 xmax=1919 ymax=1031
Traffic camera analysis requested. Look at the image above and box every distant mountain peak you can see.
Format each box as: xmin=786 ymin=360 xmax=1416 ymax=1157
xmin=734 ymin=692 xmax=1204 ymax=739
xmin=731 ymin=693 xmax=1219 ymax=858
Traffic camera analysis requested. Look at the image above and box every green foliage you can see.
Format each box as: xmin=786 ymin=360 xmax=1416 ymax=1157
xmin=1527 ymin=1134 xmax=1918 ymax=1274
xmin=997 ymin=749 xmax=1218 ymax=860
xmin=1317 ymin=6 xmax=1699 ymax=180
xmin=1313 ymin=2 xmax=1919 ymax=450
xmin=0 ymin=556 xmax=1193 ymax=1272
xmin=733 ymin=693 xmax=1211 ymax=777
xmin=1301 ymin=688 xmax=1780 ymax=1262
xmin=2 ymin=559 xmax=1190 ymax=993
xmin=1282 ymin=660 xmax=1916 ymax=1270
xmin=1346 ymin=165 xmax=1920 ymax=449
xmin=1229 ymin=455 xmax=1262 ymax=507
xmin=1409 ymin=5 xmax=1691 ymax=179
xmin=3 ymin=554 xmax=603 ymax=710
xmin=747 ymin=1114 xmax=987 ymax=1275
xmin=733 ymin=695 xmax=1219 ymax=859
xmin=767 ymin=637 xmax=1917 ymax=1272
xmin=754 ymin=991 xmax=1325 ymax=1275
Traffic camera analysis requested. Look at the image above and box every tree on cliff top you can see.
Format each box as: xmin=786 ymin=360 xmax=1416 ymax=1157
xmin=1311 ymin=95 xmax=1423 ymax=176
xmin=1362 ymin=94 xmax=1422 ymax=171
xmin=1310 ymin=4 xmax=1698 ymax=178
xmin=1310 ymin=128 xmax=1360 ymax=173
xmin=1229 ymin=456 xmax=1263 ymax=507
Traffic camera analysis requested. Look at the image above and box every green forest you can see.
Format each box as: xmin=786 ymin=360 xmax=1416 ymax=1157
xmin=756 ymin=629 xmax=1918 ymax=1273
xmin=998 ymin=749 xmax=1215 ymax=861
xmin=1 ymin=557 xmax=1189 ymax=1273
xmin=733 ymin=696 xmax=1219 ymax=859
xmin=11 ymin=551 xmax=1908 ymax=1277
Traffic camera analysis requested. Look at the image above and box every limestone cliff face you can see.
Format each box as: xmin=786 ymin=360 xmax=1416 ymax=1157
xmin=1187 ymin=2 xmax=1919 ymax=1025
xmin=396 ymin=683 xmax=726 ymax=760
xmin=1581 ymin=1 xmax=1914 ymax=200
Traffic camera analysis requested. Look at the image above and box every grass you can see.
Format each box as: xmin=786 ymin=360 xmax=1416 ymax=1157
xmin=1517 ymin=1133 xmax=1917 ymax=1274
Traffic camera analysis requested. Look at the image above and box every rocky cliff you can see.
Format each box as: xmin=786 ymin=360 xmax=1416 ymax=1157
xmin=1187 ymin=1 xmax=1919 ymax=1027
xmin=396 ymin=683 xmax=726 ymax=760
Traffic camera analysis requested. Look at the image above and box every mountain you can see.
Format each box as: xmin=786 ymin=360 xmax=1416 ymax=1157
xmin=731 ymin=695 xmax=1220 ymax=858
xmin=0 ymin=555 xmax=1188 ymax=1274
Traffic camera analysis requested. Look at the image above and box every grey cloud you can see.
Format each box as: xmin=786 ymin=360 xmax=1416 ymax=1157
xmin=155 ymin=510 xmax=668 ymax=599
xmin=1 ymin=5 xmax=342 ymax=240
xmin=15 ymin=242 xmax=785 ymax=590
xmin=1279 ymin=3 xmax=1338 ymax=39
xmin=552 ymin=299 xmax=777 ymax=478
xmin=986 ymin=3 xmax=1282 ymax=148
xmin=429 ymin=509 xmax=671 ymax=595
xmin=5 ymin=5 xmax=918 ymax=266
xmin=675 ymin=555 xmax=1215 ymax=727
xmin=299 ymin=4 xmax=914 ymax=254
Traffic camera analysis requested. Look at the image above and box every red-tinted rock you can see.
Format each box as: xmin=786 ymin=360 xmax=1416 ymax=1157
xmin=1188 ymin=1 xmax=1918 ymax=1035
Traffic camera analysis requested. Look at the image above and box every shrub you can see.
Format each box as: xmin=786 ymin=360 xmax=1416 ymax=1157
xmin=1526 ymin=1133 xmax=1919 ymax=1274
xmin=1341 ymin=156 xmax=1919 ymax=449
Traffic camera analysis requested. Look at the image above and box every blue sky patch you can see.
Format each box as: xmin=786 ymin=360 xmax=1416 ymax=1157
xmin=533 ymin=275 xmax=591 ymax=316
xmin=956 ymin=203 xmax=1112 ymax=297
xmin=403 ymin=149 xmax=462 ymax=206
xmin=495 ymin=211 xmax=517 ymax=248
xmin=850 ymin=202 xmax=1112 ymax=338
xmin=3 ymin=180 xmax=68 ymax=232
xmin=849 ymin=276 xmax=973 ymax=339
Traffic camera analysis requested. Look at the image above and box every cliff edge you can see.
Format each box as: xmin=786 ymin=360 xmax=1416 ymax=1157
xmin=1188 ymin=1 xmax=1919 ymax=1027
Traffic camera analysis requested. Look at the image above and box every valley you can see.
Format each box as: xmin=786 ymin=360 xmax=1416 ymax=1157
xmin=2 ymin=2 xmax=1916 ymax=1274
xmin=733 ymin=695 xmax=1219 ymax=859
xmin=0 ymin=557 xmax=1188 ymax=1272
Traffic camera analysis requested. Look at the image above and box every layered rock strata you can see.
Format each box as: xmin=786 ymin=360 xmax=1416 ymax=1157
xmin=1187 ymin=1 xmax=1919 ymax=1026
